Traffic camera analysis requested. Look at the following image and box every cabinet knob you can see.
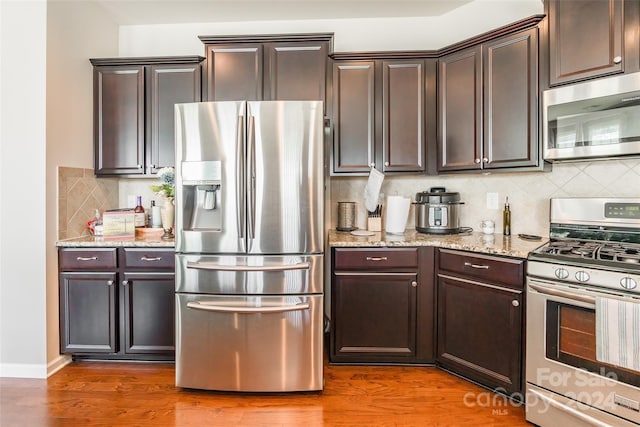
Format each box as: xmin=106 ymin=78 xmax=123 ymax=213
xmin=150 ymin=164 xmax=156 ymax=169
xmin=137 ymin=164 xmax=143 ymax=169
xmin=512 ymin=300 xmax=520 ymax=307
xmin=411 ymin=281 xmax=418 ymax=288
xmin=384 ymin=161 xmax=389 ymax=167
xmin=369 ymin=162 xmax=375 ymax=168
xmin=107 ymin=280 xmax=113 ymax=286
xmin=474 ymin=158 xmax=481 ymax=164
xmin=483 ymin=157 xmax=489 ymax=163
xmin=613 ymin=56 xmax=622 ymax=64
xmin=122 ymin=280 xmax=129 ymax=286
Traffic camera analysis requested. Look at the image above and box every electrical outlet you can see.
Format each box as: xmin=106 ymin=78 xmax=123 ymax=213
xmin=127 ymin=195 xmax=137 ymax=209
xmin=486 ymin=192 xmax=499 ymax=210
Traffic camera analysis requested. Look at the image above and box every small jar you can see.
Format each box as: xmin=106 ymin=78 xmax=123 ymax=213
xmin=480 ymin=219 xmax=495 ymax=235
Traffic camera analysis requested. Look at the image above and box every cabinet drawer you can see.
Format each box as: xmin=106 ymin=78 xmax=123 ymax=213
xmin=122 ymin=248 xmax=175 ymax=269
xmin=334 ymin=248 xmax=418 ymax=271
xmin=438 ymin=249 xmax=524 ymax=289
xmin=59 ymin=248 xmax=117 ymax=270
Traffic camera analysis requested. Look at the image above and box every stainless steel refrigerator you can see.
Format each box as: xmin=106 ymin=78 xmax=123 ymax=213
xmin=174 ymin=100 xmax=324 ymax=392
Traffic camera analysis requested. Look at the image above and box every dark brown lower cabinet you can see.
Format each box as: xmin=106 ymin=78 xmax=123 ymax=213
xmin=330 ymin=247 xmax=435 ymax=364
xmin=436 ymin=249 xmax=524 ymax=396
xmin=59 ymin=272 xmax=118 ymax=353
xmin=58 ymin=247 xmax=175 ymax=361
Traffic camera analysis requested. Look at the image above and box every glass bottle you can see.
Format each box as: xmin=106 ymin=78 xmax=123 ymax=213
xmin=503 ymin=197 xmax=511 ymax=236
xmin=134 ymin=196 xmax=146 ymax=228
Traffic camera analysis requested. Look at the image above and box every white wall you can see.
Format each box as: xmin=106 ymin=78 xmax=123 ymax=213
xmin=45 ymin=1 xmax=119 ymax=373
xmin=0 ymin=0 xmax=48 ymax=378
xmin=118 ymin=1 xmax=543 ymax=56
xmin=0 ymin=0 xmax=119 ymax=378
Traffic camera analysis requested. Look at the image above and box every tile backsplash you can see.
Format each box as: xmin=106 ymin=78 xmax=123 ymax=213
xmin=59 ymin=158 xmax=640 ymax=240
xmin=58 ymin=167 xmax=118 ymax=239
xmin=331 ymin=158 xmax=640 ymax=237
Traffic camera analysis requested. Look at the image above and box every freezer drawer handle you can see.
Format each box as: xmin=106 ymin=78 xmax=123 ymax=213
xmin=186 ymin=261 xmax=310 ymax=272
xmin=186 ymin=301 xmax=310 ymax=314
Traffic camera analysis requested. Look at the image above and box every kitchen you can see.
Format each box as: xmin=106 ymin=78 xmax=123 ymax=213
xmin=2 ymin=0 xmax=640 ymax=425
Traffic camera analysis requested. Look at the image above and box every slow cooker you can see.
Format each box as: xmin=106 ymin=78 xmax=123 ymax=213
xmin=414 ymin=187 xmax=464 ymax=234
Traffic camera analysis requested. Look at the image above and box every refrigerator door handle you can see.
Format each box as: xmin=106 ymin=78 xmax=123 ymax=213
xmin=236 ymin=114 xmax=245 ymax=239
xmin=247 ymin=114 xmax=256 ymax=241
xmin=186 ymin=261 xmax=310 ymax=272
xmin=186 ymin=301 xmax=310 ymax=314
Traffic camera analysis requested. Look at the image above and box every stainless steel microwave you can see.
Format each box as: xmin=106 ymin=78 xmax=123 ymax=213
xmin=543 ymin=72 xmax=640 ymax=161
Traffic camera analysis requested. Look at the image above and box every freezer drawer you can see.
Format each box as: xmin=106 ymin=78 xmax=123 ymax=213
xmin=175 ymin=293 xmax=323 ymax=392
xmin=176 ymin=254 xmax=323 ymax=295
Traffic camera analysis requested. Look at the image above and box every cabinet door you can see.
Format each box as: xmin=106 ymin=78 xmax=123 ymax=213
xmin=332 ymin=273 xmax=418 ymax=362
xmin=437 ymin=275 xmax=522 ymax=395
xmin=94 ymin=66 xmax=145 ymax=175
xmin=483 ymin=28 xmax=539 ymax=169
xmin=381 ymin=60 xmax=425 ymax=173
xmin=548 ymin=0 xmax=624 ymax=86
xmin=205 ymin=44 xmax=262 ymax=101
xmin=59 ymin=272 xmax=118 ymax=353
xmin=437 ymin=47 xmax=482 ymax=172
xmin=147 ymin=63 xmax=202 ymax=174
xmin=332 ymin=61 xmax=376 ymax=174
xmin=121 ymin=272 xmax=175 ymax=355
xmin=264 ymin=41 xmax=328 ymax=105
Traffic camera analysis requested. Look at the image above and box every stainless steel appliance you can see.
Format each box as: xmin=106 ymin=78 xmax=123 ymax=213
xmin=413 ymin=187 xmax=465 ymax=234
xmin=543 ymin=72 xmax=640 ymax=161
xmin=174 ymin=100 xmax=324 ymax=392
xmin=526 ymin=198 xmax=640 ymax=426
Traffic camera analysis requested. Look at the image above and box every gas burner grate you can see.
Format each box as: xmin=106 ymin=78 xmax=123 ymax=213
xmin=597 ymin=244 xmax=640 ymax=264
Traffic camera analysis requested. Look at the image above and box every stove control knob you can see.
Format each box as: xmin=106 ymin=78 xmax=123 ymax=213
xmin=554 ymin=268 xmax=569 ymax=280
xmin=575 ymin=271 xmax=590 ymax=282
xmin=620 ymin=277 xmax=637 ymax=290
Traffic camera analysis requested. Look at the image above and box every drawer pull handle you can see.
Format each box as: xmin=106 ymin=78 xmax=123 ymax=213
xmin=464 ymin=262 xmax=489 ymax=269
xmin=366 ymin=256 xmax=388 ymax=261
xmin=76 ymin=256 xmax=98 ymax=261
xmin=141 ymin=256 xmax=162 ymax=262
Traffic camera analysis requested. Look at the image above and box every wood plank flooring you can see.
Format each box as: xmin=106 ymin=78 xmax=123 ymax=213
xmin=1 ymin=361 xmax=529 ymax=426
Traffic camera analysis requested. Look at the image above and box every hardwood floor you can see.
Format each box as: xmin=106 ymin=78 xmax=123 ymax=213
xmin=1 ymin=361 xmax=529 ymax=426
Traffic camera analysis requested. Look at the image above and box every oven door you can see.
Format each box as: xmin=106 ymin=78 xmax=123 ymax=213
xmin=526 ymin=278 xmax=640 ymax=426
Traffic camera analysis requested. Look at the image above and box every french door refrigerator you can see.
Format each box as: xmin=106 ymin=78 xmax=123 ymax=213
xmin=174 ymin=100 xmax=324 ymax=392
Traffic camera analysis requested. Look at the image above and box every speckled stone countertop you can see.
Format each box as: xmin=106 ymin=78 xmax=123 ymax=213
xmin=328 ymin=229 xmax=548 ymax=259
xmin=56 ymin=235 xmax=175 ymax=248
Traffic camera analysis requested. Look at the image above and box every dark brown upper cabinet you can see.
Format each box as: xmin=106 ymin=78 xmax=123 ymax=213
xmin=90 ymin=56 xmax=204 ymax=177
xmin=545 ymin=0 xmax=640 ymax=87
xmin=438 ymin=22 xmax=541 ymax=173
xmin=331 ymin=53 xmax=436 ymax=175
xmin=199 ymin=34 xmax=332 ymax=110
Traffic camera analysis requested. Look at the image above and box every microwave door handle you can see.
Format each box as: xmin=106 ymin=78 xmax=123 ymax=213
xmin=236 ymin=113 xmax=245 ymax=239
xmin=529 ymin=283 xmax=596 ymax=305
xmin=186 ymin=261 xmax=310 ymax=272
xmin=527 ymin=389 xmax=611 ymax=427
xmin=187 ymin=301 xmax=310 ymax=314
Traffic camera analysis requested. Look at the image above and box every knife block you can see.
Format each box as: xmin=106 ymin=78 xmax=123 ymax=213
xmin=367 ymin=215 xmax=382 ymax=232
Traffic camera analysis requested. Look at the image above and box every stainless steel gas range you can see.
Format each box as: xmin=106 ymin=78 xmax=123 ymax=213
xmin=526 ymin=198 xmax=640 ymax=427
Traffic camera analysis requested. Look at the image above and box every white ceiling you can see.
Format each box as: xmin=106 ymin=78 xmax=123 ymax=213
xmin=88 ymin=0 xmax=474 ymax=25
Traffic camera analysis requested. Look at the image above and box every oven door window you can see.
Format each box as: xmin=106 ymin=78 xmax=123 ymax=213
xmin=546 ymin=301 xmax=640 ymax=387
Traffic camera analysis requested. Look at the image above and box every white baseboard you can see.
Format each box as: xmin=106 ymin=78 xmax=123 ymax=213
xmin=47 ymin=354 xmax=71 ymax=377
xmin=0 ymin=362 xmax=47 ymax=379
xmin=0 ymin=355 xmax=71 ymax=378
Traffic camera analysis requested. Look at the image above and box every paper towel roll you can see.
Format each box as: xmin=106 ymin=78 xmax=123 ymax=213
xmin=385 ymin=196 xmax=411 ymax=234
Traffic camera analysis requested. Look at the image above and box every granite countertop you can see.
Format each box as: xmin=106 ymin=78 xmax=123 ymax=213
xmin=56 ymin=235 xmax=175 ymax=248
xmin=328 ymin=229 xmax=548 ymax=259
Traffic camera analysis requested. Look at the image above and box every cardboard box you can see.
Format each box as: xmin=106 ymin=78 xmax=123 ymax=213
xmin=102 ymin=209 xmax=135 ymax=238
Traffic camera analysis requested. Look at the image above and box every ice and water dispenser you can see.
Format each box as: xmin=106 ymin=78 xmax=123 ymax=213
xmin=180 ymin=161 xmax=222 ymax=231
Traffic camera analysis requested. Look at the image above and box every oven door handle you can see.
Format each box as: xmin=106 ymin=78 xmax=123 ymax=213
xmin=528 ymin=388 xmax=612 ymax=427
xmin=186 ymin=301 xmax=310 ymax=314
xmin=186 ymin=261 xmax=310 ymax=272
xmin=529 ymin=283 xmax=596 ymax=305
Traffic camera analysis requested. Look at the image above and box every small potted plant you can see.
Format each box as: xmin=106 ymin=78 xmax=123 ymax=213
xmin=151 ymin=167 xmax=175 ymax=240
